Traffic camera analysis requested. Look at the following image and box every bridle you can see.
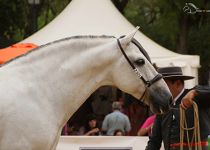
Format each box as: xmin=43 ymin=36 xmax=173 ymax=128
xmin=117 ymin=37 xmax=163 ymax=101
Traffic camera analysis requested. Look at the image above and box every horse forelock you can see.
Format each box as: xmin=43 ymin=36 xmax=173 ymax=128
xmin=0 ymin=35 xmax=116 ymax=67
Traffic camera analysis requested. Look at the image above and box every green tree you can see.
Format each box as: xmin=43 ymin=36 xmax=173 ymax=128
xmin=122 ymin=0 xmax=210 ymax=84
xmin=0 ymin=0 xmax=29 ymax=47
xmin=28 ymin=0 xmax=71 ymax=35
xmin=0 ymin=0 xmax=71 ymax=48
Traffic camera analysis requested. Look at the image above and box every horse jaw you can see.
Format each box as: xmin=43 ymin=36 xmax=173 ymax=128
xmin=119 ymin=26 xmax=140 ymax=48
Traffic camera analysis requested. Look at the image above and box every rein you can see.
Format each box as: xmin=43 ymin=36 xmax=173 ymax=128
xmin=179 ymin=101 xmax=201 ymax=150
xmin=116 ymin=38 xmax=163 ymax=101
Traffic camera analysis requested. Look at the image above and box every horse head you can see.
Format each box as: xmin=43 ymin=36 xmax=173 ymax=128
xmin=112 ymin=27 xmax=172 ymax=114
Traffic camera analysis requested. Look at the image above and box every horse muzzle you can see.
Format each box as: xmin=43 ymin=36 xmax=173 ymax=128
xmin=149 ymin=94 xmax=173 ymax=114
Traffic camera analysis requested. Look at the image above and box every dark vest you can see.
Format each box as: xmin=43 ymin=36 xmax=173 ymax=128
xmin=146 ymin=89 xmax=210 ymax=150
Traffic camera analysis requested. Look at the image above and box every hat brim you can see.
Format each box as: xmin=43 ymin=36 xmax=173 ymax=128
xmin=163 ymin=75 xmax=194 ymax=81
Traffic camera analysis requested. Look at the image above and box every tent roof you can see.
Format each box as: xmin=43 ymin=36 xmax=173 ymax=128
xmin=22 ymin=0 xmax=199 ymax=67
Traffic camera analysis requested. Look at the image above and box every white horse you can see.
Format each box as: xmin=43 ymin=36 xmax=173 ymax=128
xmin=0 ymin=28 xmax=171 ymax=150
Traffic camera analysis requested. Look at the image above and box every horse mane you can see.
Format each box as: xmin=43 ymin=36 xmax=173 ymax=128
xmin=0 ymin=35 xmax=115 ymax=67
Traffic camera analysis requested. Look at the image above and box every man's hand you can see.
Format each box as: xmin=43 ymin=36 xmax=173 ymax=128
xmin=181 ymin=89 xmax=198 ymax=109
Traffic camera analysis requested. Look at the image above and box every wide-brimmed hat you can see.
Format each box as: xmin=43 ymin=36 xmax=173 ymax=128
xmin=157 ymin=66 xmax=194 ymax=80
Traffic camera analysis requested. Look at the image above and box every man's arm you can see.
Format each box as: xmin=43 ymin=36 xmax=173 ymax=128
xmin=181 ymin=89 xmax=197 ymax=109
xmin=181 ymin=85 xmax=210 ymax=109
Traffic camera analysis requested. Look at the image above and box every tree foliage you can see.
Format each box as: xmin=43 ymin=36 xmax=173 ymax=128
xmin=0 ymin=0 xmax=71 ymax=48
xmin=0 ymin=0 xmax=29 ymax=46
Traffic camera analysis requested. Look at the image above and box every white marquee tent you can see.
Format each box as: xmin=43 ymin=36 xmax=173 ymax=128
xmin=22 ymin=0 xmax=200 ymax=88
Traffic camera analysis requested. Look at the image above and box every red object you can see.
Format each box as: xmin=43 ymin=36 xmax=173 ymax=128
xmin=0 ymin=43 xmax=38 ymax=64
xmin=170 ymin=141 xmax=208 ymax=147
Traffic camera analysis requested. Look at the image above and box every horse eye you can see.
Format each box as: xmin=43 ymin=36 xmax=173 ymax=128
xmin=135 ymin=58 xmax=145 ymax=66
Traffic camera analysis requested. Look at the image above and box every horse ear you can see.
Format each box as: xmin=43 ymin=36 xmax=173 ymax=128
xmin=119 ymin=26 xmax=140 ymax=48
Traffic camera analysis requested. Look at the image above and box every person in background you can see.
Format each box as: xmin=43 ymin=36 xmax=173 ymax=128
xmin=102 ymin=101 xmax=131 ymax=136
xmin=113 ymin=129 xmax=125 ymax=136
xmin=137 ymin=114 xmax=156 ymax=136
xmin=145 ymin=66 xmax=210 ymax=150
xmin=61 ymin=123 xmax=69 ymax=135
xmin=79 ymin=114 xmax=101 ymax=136
xmin=61 ymin=120 xmax=81 ymax=135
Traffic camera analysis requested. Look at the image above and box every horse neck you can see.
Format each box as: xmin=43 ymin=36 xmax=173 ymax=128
xmin=6 ymin=37 xmax=118 ymax=126
xmin=58 ymin=38 xmax=118 ymax=124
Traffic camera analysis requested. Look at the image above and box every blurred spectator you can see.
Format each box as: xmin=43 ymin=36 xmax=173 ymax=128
xmin=79 ymin=114 xmax=101 ymax=136
xmin=113 ymin=129 xmax=125 ymax=136
xmin=61 ymin=123 xmax=69 ymax=135
xmin=102 ymin=101 xmax=131 ymax=135
xmin=137 ymin=114 xmax=156 ymax=136
xmin=61 ymin=122 xmax=81 ymax=135
xmin=68 ymin=123 xmax=81 ymax=135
